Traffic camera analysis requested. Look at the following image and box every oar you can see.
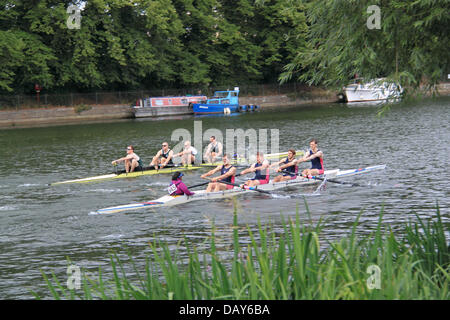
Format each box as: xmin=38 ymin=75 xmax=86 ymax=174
xmin=199 ymin=164 xmax=250 ymax=169
xmin=280 ymin=170 xmax=363 ymax=187
xmin=213 ymin=179 xmax=273 ymax=194
xmin=202 ymin=174 xmax=272 ymax=194
xmin=187 ymin=181 xmax=211 ymax=189
xmin=187 ymin=173 xmax=243 ymax=190
xmin=131 ymin=179 xmax=210 ymax=193
xmin=313 ymin=176 xmax=362 ymax=187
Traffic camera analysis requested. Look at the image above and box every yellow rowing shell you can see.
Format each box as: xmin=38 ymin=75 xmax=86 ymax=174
xmin=50 ymin=150 xmax=304 ymax=186
xmin=50 ymin=165 xmax=202 ymax=186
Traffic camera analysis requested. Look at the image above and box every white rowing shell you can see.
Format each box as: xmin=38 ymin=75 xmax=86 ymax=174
xmin=96 ymin=165 xmax=386 ymax=214
xmin=96 ymin=169 xmax=342 ymax=214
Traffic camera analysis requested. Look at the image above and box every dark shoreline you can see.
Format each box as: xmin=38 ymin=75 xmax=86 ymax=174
xmin=1 ymin=83 xmax=449 ymax=130
xmin=0 ymin=92 xmax=338 ymax=130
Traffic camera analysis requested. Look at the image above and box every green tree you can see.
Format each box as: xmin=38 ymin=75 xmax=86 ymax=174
xmin=170 ymin=0 xmax=215 ymax=86
xmin=217 ymin=0 xmax=263 ymax=84
xmin=0 ymin=30 xmax=25 ymax=92
xmin=254 ymin=0 xmax=308 ymax=82
xmin=0 ymin=0 xmax=60 ymax=92
xmin=280 ymin=0 xmax=450 ymax=93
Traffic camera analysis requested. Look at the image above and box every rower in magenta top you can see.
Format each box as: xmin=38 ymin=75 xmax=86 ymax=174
xmin=168 ymin=172 xmax=194 ymax=196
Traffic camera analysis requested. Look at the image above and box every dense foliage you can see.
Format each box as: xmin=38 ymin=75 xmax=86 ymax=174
xmin=0 ymin=0 xmax=447 ymax=94
xmin=0 ymin=0 xmax=307 ymax=93
xmin=280 ymin=0 xmax=450 ymax=91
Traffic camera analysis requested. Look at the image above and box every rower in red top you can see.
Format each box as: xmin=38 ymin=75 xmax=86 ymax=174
xmin=296 ymin=139 xmax=324 ymax=178
xmin=167 ymin=172 xmax=194 ymax=196
xmin=240 ymin=152 xmax=270 ymax=188
xmin=200 ymin=154 xmax=236 ymax=192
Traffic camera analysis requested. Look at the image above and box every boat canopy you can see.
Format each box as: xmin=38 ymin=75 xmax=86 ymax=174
xmin=208 ymin=89 xmax=239 ymax=105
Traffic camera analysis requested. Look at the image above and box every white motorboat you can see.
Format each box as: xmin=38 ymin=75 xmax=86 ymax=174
xmin=343 ymin=78 xmax=403 ymax=103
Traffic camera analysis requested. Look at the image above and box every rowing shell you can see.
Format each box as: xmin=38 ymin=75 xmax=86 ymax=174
xmin=50 ymin=164 xmax=200 ymax=186
xmin=50 ymin=150 xmax=304 ymax=186
xmin=96 ymin=165 xmax=385 ymax=214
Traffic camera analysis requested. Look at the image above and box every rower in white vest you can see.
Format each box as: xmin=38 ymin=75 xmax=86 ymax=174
xmin=111 ymin=145 xmax=143 ymax=173
xmin=175 ymin=141 xmax=198 ymax=165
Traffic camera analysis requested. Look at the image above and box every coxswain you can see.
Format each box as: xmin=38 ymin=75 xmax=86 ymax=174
xmin=240 ymin=152 xmax=270 ymax=188
xmin=167 ymin=172 xmax=194 ymax=196
xmin=150 ymin=142 xmax=174 ymax=170
xmin=111 ymin=145 xmax=143 ymax=173
xmin=200 ymin=154 xmax=236 ymax=192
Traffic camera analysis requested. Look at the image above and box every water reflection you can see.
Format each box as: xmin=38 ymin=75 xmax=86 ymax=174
xmin=0 ymin=97 xmax=448 ymax=299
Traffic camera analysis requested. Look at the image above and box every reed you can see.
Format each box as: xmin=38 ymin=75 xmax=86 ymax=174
xmin=37 ymin=203 xmax=449 ymax=300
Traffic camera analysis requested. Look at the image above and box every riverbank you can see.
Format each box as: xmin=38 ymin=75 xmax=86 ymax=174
xmin=0 ymin=104 xmax=134 ymax=129
xmin=0 ymin=88 xmax=337 ymax=129
xmin=1 ymin=83 xmax=449 ymax=129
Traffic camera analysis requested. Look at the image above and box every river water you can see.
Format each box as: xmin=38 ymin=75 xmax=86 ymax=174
xmin=0 ymin=97 xmax=449 ymax=299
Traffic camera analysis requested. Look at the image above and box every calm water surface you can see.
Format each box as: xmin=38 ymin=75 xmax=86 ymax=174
xmin=0 ymin=97 xmax=449 ymax=299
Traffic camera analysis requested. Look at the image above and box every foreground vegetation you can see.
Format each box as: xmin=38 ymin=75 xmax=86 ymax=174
xmin=37 ymin=204 xmax=449 ymax=299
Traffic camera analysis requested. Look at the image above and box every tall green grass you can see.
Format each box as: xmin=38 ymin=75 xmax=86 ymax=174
xmin=36 ymin=204 xmax=449 ymax=300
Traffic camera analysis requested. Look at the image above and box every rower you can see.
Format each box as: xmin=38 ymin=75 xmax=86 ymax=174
xmin=200 ymin=154 xmax=236 ymax=192
xmin=150 ymin=142 xmax=174 ymax=170
xmin=167 ymin=172 xmax=194 ymax=196
xmin=296 ymin=139 xmax=324 ymax=177
xmin=240 ymin=152 xmax=270 ymax=187
xmin=204 ymin=136 xmax=223 ymax=163
xmin=175 ymin=141 xmax=198 ymax=165
xmin=111 ymin=145 xmax=143 ymax=173
xmin=270 ymin=149 xmax=298 ymax=182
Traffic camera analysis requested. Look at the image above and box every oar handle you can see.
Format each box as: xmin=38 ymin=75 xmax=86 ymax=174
xmin=281 ymin=169 xmax=300 ymax=176
xmin=202 ymin=173 xmax=242 ymax=181
xmin=188 ymin=171 xmax=243 ymax=189
xmin=201 ymin=174 xmax=270 ymax=193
